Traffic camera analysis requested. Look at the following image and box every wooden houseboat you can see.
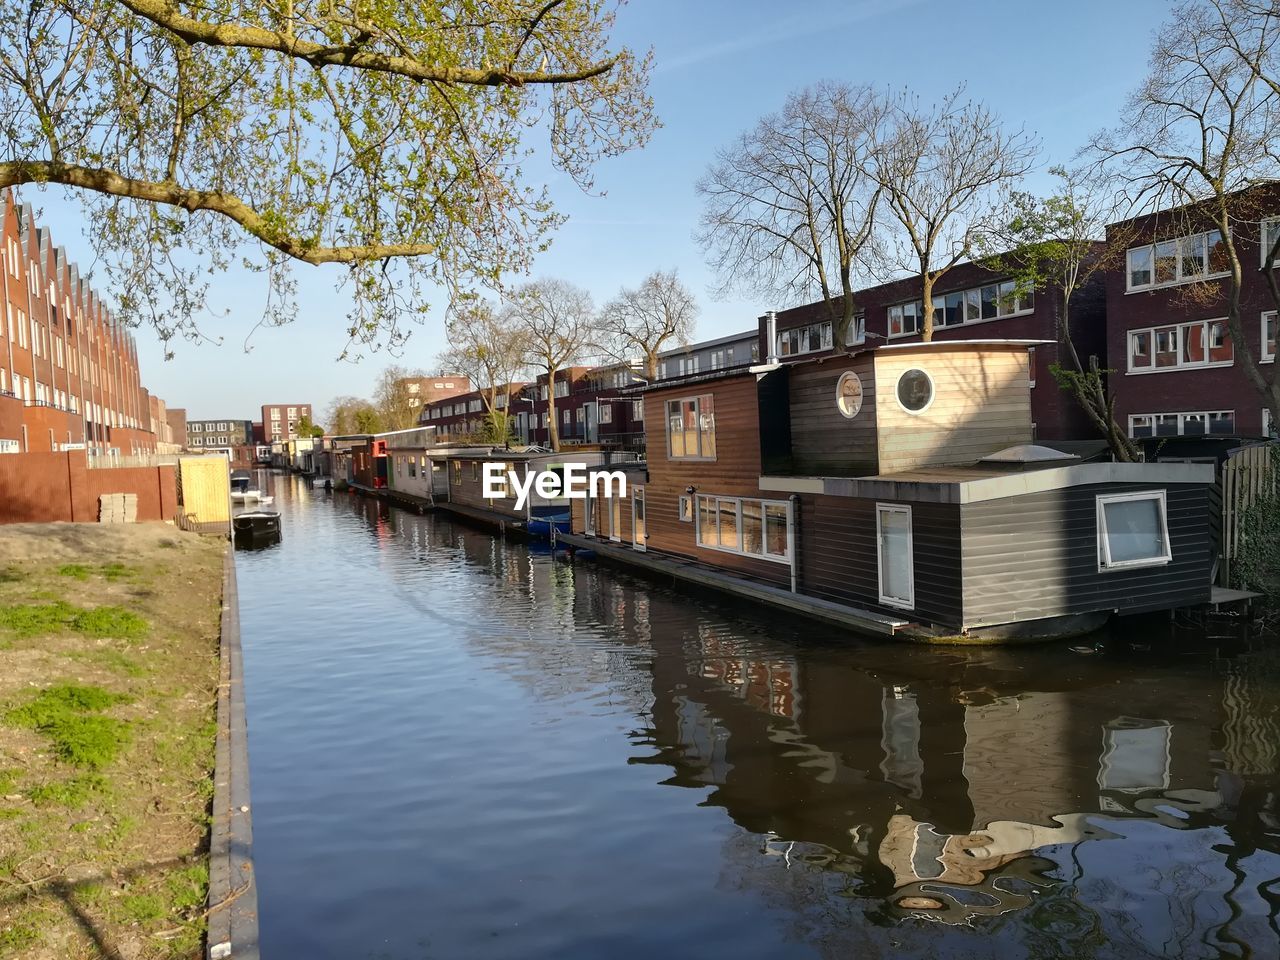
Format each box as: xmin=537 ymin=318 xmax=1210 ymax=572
xmin=565 ymin=339 xmax=1217 ymax=642
xmin=442 ymin=448 xmax=642 ymax=538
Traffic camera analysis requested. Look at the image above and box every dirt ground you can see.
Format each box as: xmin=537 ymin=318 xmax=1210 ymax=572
xmin=0 ymin=523 xmax=226 ymax=960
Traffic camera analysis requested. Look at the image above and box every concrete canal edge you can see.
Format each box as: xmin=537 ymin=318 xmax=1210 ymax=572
xmin=207 ymin=545 xmax=261 ymax=960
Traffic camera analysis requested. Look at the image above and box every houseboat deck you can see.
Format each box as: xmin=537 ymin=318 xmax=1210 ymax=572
xmin=557 ymin=531 xmax=909 ymax=638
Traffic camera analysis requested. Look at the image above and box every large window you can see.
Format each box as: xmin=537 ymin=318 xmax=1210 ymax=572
xmin=1263 ymin=312 xmax=1276 ymax=363
xmin=1262 ymin=217 xmax=1280 ymax=268
xmin=665 ymin=394 xmax=716 ymax=460
xmin=1129 ymin=410 xmax=1235 ymax=437
xmin=1128 ymin=320 xmax=1233 ymax=372
xmin=1097 ymin=492 xmax=1171 ymax=570
xmin=888 ymin=281 xmax=1032 ymax=337
xmin=695 ymin=495 xmax=790 ymax=563
xmin=876 ymin=504 xmax=914 ymax=609
xmin=1127 ymin=230 xmax=1227 ymax=291
xmin=777 ymin=320 xmax=834 ymax=357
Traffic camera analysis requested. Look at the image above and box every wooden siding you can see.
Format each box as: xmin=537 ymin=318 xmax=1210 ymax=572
xmin=447 ymin=457 xmax=524 ymax=519
xmin=873 ymin=348 xmax=1032 ymax=473
xmin=634 ymin=374 xmax=790 ymax=587
xmin=960 ymin=482 xmax=1214 ymax=628
xmin=798 ymin=494 xmax=964 ymax=630
xmin=787 ymin=355 xmax=878 ymax=476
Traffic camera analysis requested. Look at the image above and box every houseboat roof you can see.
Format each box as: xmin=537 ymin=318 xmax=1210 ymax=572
xmin=761 ymin=460 xmax=1215 ymax=505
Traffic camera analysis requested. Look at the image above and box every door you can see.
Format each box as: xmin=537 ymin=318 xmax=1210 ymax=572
xmin=609 ymin=494 xmax=622 ymax=542
xmin=876 ymin=504 xmax=914 ymax=609
xmin=585 ymin=490 xmax=596 ymax=536
xmin=584 ymin=402 xmax=599 ymax=443
xmin=632 ymin=487 xmax=646 ymax=551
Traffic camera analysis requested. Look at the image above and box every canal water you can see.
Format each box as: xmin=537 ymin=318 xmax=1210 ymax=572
xmin=234 ymin=474 xmax=1280 ymax=959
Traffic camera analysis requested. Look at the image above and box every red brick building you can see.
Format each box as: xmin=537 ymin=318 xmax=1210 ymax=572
xmin=260 ymin=403 xmax=314 ymax=443
xmin=1106 ymin=190 xmax=1279 ymax=440
xmin=1 ymin=193 xmax=164 ymax=455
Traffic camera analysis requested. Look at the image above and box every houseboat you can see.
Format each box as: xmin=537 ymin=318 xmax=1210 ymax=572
xmin=441 ymin=447 xmax=641 ymax=538
xmin=564 ymin=339 xmax=1217 ymax=643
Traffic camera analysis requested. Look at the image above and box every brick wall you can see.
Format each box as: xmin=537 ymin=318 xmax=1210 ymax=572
xmin=0 ymin=451 xmax=178 ymax=523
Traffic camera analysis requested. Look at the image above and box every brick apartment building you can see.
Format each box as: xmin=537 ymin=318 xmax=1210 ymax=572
xmin=187 ymin=419 xmax=253 ymax=451
xmin=761 ymin=257 xmax=1106 ymax=442
xmin=166 ymin=407 xmax=188 ymax=448
xmin=1106 ymin=189 xmax=1279 ymax=441
xmin=261 ymin=403 xmax=314 ymax=443
xmin=1 ymin=192 xmax=165 ymax=455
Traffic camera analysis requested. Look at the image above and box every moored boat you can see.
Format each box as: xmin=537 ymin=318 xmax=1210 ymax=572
xmin=233 ymin=510 xmax=282 ymax=547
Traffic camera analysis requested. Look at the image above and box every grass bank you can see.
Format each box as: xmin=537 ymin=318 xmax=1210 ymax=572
xmin=0 ymin=524 xmax=225 ymax=960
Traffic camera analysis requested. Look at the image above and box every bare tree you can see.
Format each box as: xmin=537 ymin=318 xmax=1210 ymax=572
xmin=1093 ymin=0 xmax=1280 ymax=429
xmin=507 ymin=279 xmax=598 ymax=451
xmin=871 ymin=87 xmax=1040 ymax=341
xmin=598 ymin=270 xmax=698 ymax=380
xmin=0 ymin=1 xmax=655 ymax=354
xmin=373 ymin=364 xmax=429 ymax=432
xmin=437 ymin=300 xmax=529 ymax=442
xmin=985 ymin=168 xmax=1142 ymax=461
xmin=696 ymin=81 xmax=885 ymax=348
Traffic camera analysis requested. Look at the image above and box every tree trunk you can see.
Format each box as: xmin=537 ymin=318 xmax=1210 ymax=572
xmin=920 ymin=272 xmax=934 ymax=341
xmin=547 ymin=369 xmax=560 ymax=452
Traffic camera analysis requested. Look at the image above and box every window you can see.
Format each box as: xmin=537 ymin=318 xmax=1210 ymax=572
xmin=695 ymin=495 xmax=790 ymax=562
xmin=876 ymin=504 xmax=914 ymax=609
xmin=452 ymin=461 xmax=461 ymax=485
xmin=271 ymin=409 xmax=281 ymax=420
xmin=599 ymin=404 xmax=613 ymax=424
xmin=554 ymin=380 xmax=569 ymax=398
xmin=678 ymin=495 xmax=693 ymax=522
xmin=836 ymin=371 xmax=864 ymax=419
xmin=845 ymin=314 xmax=867 ymax=346
xmin=1097 ymin=492 xmax=1171 ymax=570
xmin=1262 ymin=217 xmax=1280 ymax=268
xmin=471 ymin=461 xmax=479 ymax=481
xmin=1127 ymin=230 xmax=1227 ymax=291
xmin=1128 ymin=320 xmax=1232 ymax=372
xmin=1265 ymin=408 xmax=1277 ymax=438
xmin=1263 ymin=312 xmax=1276 ymax=363
xmin=287 ymin=407 xmax=296 ymax=417
xmin=889 ymin=282 xmax=1030 ymax=338
xmin=632 ymin=399 xmax=644 ymax=421
xmin=562 ymin=408 xmax=570 ymax=425
xmin=777 ymin=321 xmax=834 ymax=357
xmin=895 ymin=369 xmax=934 ymax=413
xmin=665 ymin=394 xmax=716 ymax=459
xmin=1129 ymin=410 xmax=1235 ymax=437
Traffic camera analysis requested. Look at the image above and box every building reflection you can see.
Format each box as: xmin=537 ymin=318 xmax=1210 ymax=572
xmin=564 ymin=565 xmax=1280 ymax=943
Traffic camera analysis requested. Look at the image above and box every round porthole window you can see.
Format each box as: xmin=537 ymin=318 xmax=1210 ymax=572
xmin=896 ymin=368 xmax=934 ymax=414
xmin=835 ymin=371 xmax=864 ymax=419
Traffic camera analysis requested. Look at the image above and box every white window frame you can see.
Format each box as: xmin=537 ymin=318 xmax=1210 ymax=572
xmin=875 ymin=503 xmax=915 ymax=610
xmin=693 ymin=494 xmax=792 ymax=564
xmin=777 ymin=320 xmax=834 ymax=357
xmin=678 ymin=495 xmax=693 ymax=522
xmin=1263 ymin=311 xmax=1276 ymax=364
xmin=1096 ymin=491 xmax=1172 ymax=572
xmin=664 ymin=394 xmax=716 ymax=461
xmin=1264 ymin=408 xmax=1276 ymax=438
xmin=1261 ymin=217 xmax=1280 ymax=269
xmin=887 ymin=282 xmax=1033 ymax=340
xmin=1127 ymin=319 xmax=1233 ymax=373
xmin=1128 ymin=410 xmax=1235 ymax=438
xmin=1126 ymin=230 xmax=1228 ymax=292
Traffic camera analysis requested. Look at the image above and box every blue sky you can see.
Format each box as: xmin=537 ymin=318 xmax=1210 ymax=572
xmin=23 ymin=0 xmax=1171 ymax=422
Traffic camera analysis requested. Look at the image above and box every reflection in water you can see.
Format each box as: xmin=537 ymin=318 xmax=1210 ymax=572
xmin=237 ymin=475 xmax=1280 ymax=960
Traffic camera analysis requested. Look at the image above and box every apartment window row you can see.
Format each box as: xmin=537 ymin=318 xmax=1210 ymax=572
xmin=665 ymin=394 xmax=716 ymax=460
xmin=1127 ymin=229 xmax=1227 ymax=292
xmin=1129 ymin=410 xmax=1235 ymax=438
xmin=889 ymin=281 xmax=1033 ymax=338
xmin=777 ymin=320 xmax=833 ymax=357
xmin=695 ymin=495 xmax=791 ymax=564
xmin=1128 ymin=319 xmax=1233 ymax=373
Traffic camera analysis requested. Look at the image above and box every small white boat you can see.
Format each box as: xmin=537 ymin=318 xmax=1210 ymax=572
xmin=230 ymin=469 xmax=272 ymax=504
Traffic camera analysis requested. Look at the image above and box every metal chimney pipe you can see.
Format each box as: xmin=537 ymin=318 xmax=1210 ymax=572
xmin=766 ymin=311 xmax=779 ymax=364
